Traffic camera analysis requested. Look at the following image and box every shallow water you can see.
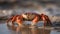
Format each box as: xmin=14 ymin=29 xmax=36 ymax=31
xmin=0 ymin=21 xmax=60 ymax=34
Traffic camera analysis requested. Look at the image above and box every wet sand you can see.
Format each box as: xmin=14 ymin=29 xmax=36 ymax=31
xmin=0 ymin=21 xmax=60 ymax=34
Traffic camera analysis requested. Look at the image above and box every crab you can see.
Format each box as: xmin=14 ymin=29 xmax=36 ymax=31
xmin=6 ymin=12 xmax=52 ymax=27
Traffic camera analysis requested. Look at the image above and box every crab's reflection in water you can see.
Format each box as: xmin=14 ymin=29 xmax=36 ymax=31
xmin=31 ymin=28 xmax=51 ymax=34
xmin=7 ymin=24 xmax=51 ymax=34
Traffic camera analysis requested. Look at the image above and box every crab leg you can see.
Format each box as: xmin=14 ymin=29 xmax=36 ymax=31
xmin=11 ymin=15 xmax=18 ymax=25
xmin=42 ymin=15 xmax=52 ymax=26
xmin=31 ymin=16 xmax=39 ymax=26
xmin=45 ymin=16 xmax=52 ymax=26
xmin=16 ymin=16 xmax=24 ymax=26
xmin=41 ymin=15 xmax=47 ymax=27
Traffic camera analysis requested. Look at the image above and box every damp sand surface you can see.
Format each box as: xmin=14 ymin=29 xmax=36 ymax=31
xmin=0 ymin=21 xmax=60 ymax=34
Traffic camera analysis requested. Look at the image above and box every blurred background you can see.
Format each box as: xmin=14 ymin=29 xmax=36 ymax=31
xmin=0 ymin=0 xmax=60 ymax=23
xmin=0 ymin=0 xmax=60 ymax=34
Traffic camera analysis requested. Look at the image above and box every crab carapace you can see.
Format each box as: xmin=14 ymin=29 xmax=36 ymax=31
xmin=6 ymin=12 xmax=52 ymax=27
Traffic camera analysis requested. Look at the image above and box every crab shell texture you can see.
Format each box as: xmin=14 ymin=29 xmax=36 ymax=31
xmin=22 ymin=12 xmax=40 ymax=21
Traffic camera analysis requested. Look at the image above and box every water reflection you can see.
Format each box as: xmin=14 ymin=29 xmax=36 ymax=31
xmin=31 ymin=28 xmax=51 ymax=34
xmin=7 ymin=24 xmax=51 ymax=34
xmin=7 ymin=24 xmax=32 ymax=34
xmin=0 ymin=22 xmax=60 ymax=34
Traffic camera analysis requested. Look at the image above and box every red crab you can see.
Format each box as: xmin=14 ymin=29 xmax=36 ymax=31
xmin=6 ymin=12 xmax=52 ymax=27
